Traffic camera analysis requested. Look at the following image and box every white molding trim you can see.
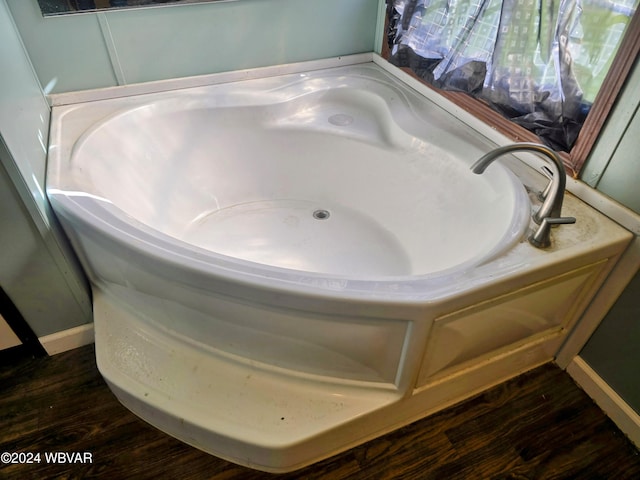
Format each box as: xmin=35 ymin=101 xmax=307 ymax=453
xmin=96 ymin=13 xmax=127 ymax=86
xmin=567 ymin=356 xmax=640 ymax=448
xmin=566 ymin=178 xmax=640 ymax=236
xmin=374 ymin=0 xmax=387 ymax=55
xmin=39 ymin=323 xmax=94 ymax=356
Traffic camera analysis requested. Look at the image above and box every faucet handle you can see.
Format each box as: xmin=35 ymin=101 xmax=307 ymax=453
xmin=528 ymin=216 xmax=576 ymax=248
xmin=542 ymin=216 xmax=576 ymax=226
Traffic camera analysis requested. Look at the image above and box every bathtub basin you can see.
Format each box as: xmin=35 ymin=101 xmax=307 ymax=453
xmin=52 ymin=73 xmax=529 ymax=278
xmin=46 ymin=59 xmax=631 ymax=472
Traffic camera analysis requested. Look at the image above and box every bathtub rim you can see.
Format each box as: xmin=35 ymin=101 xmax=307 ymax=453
xmin=47 ymin=175 xmax=532 ymax=304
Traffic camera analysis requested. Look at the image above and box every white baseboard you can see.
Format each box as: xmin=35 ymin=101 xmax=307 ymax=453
xmin=566 ymin=356 xmax=640 ymax=448
xmin=39 ymin=323 xmax=95 ymax=356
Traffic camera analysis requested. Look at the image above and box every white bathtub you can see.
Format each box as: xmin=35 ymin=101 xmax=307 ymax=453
xmin=47 ymin=58 xmax=632 ymax=472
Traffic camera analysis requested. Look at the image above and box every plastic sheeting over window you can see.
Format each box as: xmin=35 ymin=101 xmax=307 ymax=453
xmin=386 ymin=0 xmax=638 ymax=152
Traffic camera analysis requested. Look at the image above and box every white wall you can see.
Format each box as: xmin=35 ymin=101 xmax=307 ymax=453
xmin=581 ymin=57 xmax=640 ymax=215
xmin=1 ymin=135 xmax=92 ymax=337
xmin=0 ymin=0 xmax=50 ymax=216
xmin=0 ymin=0 xmax=92 ymax=336
xmin=8 ymin=0 xmax=380 ymax=94
xmin=581 ymin=269 xmax=640 ymax=414
xmin=594 ymin=107 xmax=640 ymax=214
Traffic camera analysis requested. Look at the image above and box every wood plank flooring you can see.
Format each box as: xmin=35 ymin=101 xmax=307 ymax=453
xmin=1 ymin=344 xmax=639 ymax=479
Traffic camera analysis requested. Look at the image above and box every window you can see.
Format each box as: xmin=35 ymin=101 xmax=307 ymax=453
xmin=383 ymin=0 xmax=640 ymax=176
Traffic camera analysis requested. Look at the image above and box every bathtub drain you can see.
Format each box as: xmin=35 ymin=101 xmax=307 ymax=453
xmin=313 ymin=209 xmax=330 ymax=220
xmin=328 ymin=114 xmax=354 ymax=126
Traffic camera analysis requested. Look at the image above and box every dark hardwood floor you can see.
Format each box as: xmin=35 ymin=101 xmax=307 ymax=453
xmin=1 ymin=344 xmax=638 ymax=479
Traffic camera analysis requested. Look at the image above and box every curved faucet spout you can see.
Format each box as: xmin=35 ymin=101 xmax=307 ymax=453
xmin=471 ymin=142 xmax=576 ymax=248
xmin=470 ymin=142 xmax=566 ymax=224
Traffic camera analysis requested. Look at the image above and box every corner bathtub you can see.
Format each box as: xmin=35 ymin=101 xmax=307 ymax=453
xmin=47 ymin=59 xmax=632 ymax=472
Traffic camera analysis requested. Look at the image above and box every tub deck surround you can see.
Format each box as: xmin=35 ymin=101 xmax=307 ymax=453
xmin=46 ymin=58 xmax=633 ymax=472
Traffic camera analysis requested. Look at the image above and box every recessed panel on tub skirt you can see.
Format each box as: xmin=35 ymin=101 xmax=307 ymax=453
xmin=416 ymin=260 xmax=608 ymax=387
xmin=98 ymin=283 xmax=410 ymax=386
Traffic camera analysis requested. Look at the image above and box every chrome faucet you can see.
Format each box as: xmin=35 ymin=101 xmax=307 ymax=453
xmin=470 ymin=142 xmax=575 ymax=248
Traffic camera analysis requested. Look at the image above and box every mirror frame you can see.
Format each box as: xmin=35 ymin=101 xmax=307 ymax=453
xmin=37 ymin=0 xmax=235 ymax=16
